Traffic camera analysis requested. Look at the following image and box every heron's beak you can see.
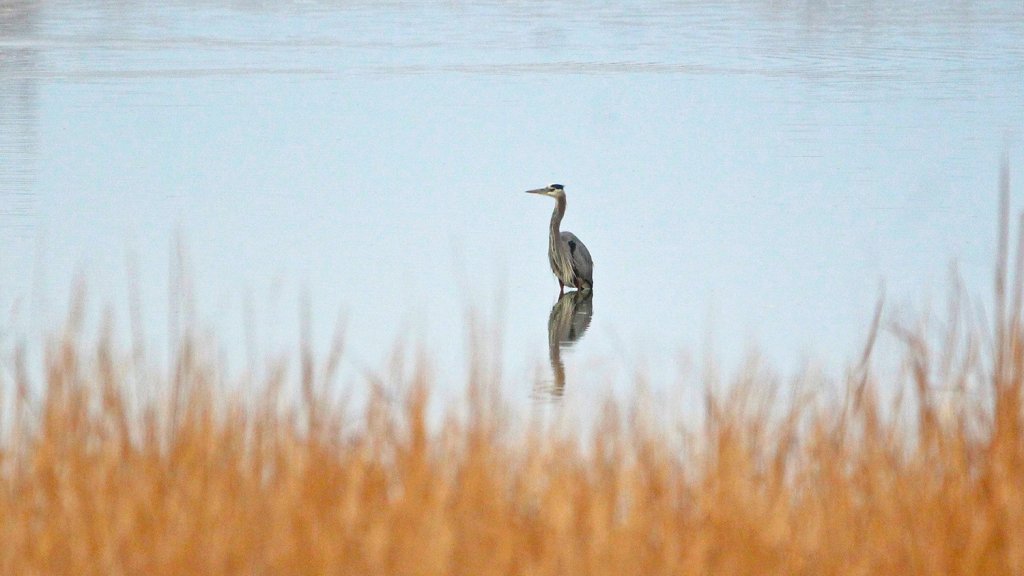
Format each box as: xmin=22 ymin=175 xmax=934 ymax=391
xmin=525 ymin=187 xmax=549 ymax=195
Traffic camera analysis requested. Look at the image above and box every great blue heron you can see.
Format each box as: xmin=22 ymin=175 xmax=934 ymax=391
xmin=526 ymin=184 xmax=594 ymax=294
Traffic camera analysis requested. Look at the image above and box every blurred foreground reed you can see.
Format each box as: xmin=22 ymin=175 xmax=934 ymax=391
xmin=1 ymin=170 xmax=1023 ymax=575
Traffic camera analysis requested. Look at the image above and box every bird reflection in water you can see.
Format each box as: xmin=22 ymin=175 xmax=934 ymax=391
xmin=536 ymin=290 xmax=593 ymax=401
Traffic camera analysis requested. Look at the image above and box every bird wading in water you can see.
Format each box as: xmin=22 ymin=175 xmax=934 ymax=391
xmin=526 ymin=184 xmax=594 ymax=294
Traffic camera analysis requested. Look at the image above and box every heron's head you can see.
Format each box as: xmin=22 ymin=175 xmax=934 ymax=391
xmin=525 ymin=183 xmax=565 ymax=198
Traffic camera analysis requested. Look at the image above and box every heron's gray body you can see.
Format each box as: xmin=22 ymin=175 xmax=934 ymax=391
xmin=527 ymin=184 xmax=594 ymax=293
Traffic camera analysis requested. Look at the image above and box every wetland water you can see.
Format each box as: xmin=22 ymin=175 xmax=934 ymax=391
xmin=1 ymin=1 xmax=1023 ymax=411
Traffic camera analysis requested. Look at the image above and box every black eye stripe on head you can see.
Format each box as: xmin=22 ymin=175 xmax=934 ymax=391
xmin=550 ymin=184 xmax=564 ymax=190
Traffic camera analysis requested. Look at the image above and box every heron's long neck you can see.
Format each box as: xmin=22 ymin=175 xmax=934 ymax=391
xmin=549 ymin=196 xmax=566 ymax=245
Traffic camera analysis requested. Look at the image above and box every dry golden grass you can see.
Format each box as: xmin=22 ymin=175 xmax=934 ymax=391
xmin=8 ymin=306 xmax=1023 ymax=576
xmin=1 ymin=170 xmax=1022 ymax=575
xmin=0 ymin=303 xmax=1021 ymax=576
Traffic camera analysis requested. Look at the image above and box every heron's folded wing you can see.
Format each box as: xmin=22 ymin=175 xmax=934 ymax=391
xmin=560 ymin=231 xmax=593 ymax=286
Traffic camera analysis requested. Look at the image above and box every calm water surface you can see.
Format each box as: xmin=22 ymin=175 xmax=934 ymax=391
xmin=1 ymin=1 xmax=1023 ymax=412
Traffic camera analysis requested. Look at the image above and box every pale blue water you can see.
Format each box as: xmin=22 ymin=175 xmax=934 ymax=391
xmin=1 ymin=1 xmax=1023 ymax=411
